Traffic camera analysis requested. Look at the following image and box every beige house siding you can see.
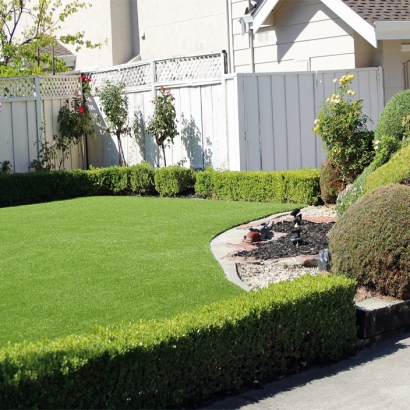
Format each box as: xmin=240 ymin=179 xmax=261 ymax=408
xmin=232 ymin=0 xmax=357 ymax=73
xmin=136 ymin=0 xmax=229 ymax=61
xmin=58 ymin=0 xmax=136 ymax=69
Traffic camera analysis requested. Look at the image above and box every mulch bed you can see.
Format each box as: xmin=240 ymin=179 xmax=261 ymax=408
xmin=235 ymin=220 xmax=335 ymax=259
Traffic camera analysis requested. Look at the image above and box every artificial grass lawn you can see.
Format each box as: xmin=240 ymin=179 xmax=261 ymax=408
xmin=0 ymin=196 xmax=299 ymax=346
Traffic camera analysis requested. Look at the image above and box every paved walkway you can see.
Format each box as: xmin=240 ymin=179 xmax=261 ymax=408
xmin=203 ymin=333 xmax=410 ymax=410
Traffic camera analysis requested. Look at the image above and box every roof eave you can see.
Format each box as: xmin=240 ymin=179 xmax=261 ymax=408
xmin=375 ymin=21 xmax=410 ymax=40
xmin=320 ymin=0 xmax=377 ymax=47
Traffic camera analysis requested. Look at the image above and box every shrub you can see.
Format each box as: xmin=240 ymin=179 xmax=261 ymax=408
xmin=364 ymin=143 xmax=410 ymax=192
xmin=335 ymin=164 xmax=373 ymax=217
xmin=128 ymin=162 xmax=156 ymax=195
xmin=319 ymin=159 xmax=345 ymax=204
xmin=313 ymin=74 xmax=374 ymax=183
xmin=374 ymin=89 xmax=410 ymax=143
xmin=335 ymin=133 xmax=410 ymax=216
xmin=330 ymin=184 xmax=410 ymax=299
xmin=0 ymin=275 xmax=356 ymax=409
xmin=195 ymin=168 xmax=321 ymax=205
xmin=0 ymin=165 xmax=156 ymax=208
xmin=154 ymin=166 xmax=196 ymax=196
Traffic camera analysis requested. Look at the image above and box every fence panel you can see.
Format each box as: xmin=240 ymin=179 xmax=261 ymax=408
xmin=0 ymin=75 xmax=82 ymax=173
xmin=233 ymin=67 xmax=383 ymax=171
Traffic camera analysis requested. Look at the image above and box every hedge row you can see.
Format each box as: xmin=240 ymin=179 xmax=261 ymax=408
xmin=195 ymin=168 xmax=321 ymax=205
xmin=0 ymin=164 xmax=196 ymax=208
xmin=0 ymin=166 xmax=321 ymax=208
xmin=0 ymin=275 xmax=356 ymax=409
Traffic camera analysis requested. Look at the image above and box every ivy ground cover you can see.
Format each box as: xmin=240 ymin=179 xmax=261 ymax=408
xmin=0 ymin=196 xmax=298 ymax=346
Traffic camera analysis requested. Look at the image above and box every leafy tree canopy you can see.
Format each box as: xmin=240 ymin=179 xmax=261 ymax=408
xmin=0 ymin=0 xmax=102 ymax=76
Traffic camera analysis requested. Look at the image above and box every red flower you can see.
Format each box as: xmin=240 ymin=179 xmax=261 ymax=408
xmin=78 ymin=106 xmax=85 ymax=114
xmin=87 ymin=78 xmax=91 ymax=82
xmin=81 ymin=75 xmax=86 ymax=82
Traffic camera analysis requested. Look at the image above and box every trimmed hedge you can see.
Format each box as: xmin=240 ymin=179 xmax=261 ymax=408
xmin=0 ymin=164 xmax=156 ymax=208
xmin=195 ymin=168 xmax=321 ymax=205
xmin=0 ymin=275 xmax=356 ymax=409
xmin=364 ymin=143 xmax=410 ymax=192
xmin=374 ymin=89 xmax=410 ymax=143
xmin=154 ymin=166 xmax=196 ymax=196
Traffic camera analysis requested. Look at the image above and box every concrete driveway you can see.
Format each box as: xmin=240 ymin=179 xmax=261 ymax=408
xmin=203 ymin=333 xmax=410 ymax=410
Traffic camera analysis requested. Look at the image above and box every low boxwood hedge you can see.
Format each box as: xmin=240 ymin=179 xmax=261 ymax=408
xmin=0 ymin=164 xmax=156 ymax=208
xmin=154 ymin=166 xmax=196 ymax=196
xmin=0 ymin=275 xmax=356 ymax=409
xmin=195 ymin=168 xmax=321 ymax=205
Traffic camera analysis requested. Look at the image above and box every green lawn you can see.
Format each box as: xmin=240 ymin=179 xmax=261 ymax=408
xmin=0 ymin=196 xmax=299 ymax=346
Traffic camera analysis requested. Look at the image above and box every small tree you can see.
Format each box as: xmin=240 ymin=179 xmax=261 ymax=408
xmin=147 ymin=86 xmax=178 ymax=167
xmin=313 ymin=74 xmax=374 ymax=183
xmin=98 ymin=81 xmax=130 ymax=166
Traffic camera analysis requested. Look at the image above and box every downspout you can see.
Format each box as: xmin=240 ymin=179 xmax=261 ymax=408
xmin=226 ymin=0 xmax=234 ymax=73
xmin=248 ymin=0 xmax=255 ymax=73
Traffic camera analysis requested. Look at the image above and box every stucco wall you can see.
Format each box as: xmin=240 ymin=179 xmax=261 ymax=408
xmin=232 ymin=0 xmax=356 ymax=73
xmin=136 ymin=0 xmax=229 ymax=60
xmin=58 ymin=0 xmax=135 ymax=70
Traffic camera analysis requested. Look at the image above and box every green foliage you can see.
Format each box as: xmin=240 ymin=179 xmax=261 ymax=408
xmin=319 ymin=159 xmax=345 ymax=205
xmin=154 ymin=166 xmax=196 ymax=196
xmin=0 ymin=160 xmax=12 ymax=174
xmin=314 ymin=74 xmax=374 ymax=183
xmin=0 ymin=165 xmax=155 ymax=208
xmin=330 ymin=184 xmax=410 ymax=298
xmin=335 ymin=164 xmax=373 ymax=217
xmin=195 ymin=168 xmax=321 ymax=205
xmin=147 ymin=86 xmax=178 ymax=167
xmin=374 ymin=89 xmax=410 ymax=143
xmin=0 ymin=275 xmax=356 ymax=409
xmin=0 ymin=0 xmax=102 ymax=75
xmin=57 ymin=75 xmax=94 ymax=146
xmin=364 ymin=143 xmax=410 ymax=191
xmin=336 ymin=136 xmax=410 ymax=216
xmin=98 ymin=82 xmax=130 ymax=166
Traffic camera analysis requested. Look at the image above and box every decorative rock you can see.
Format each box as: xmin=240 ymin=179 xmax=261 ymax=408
xmin=243 ymin=231 xmax=262 ymax=243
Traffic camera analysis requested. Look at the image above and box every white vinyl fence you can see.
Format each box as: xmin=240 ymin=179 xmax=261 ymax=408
xmin=87 ymin=65 xmax=384 ymax=171
xmin=0 ymin=75 xmax=83 ymax=173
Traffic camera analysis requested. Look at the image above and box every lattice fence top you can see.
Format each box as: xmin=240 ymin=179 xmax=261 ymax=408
xmin=85 ymin=53 xmax=224 ymax=90
xmin=0 ymin=75 xmax=81 ymax=99
xmin=0 ymin=77 xmax=36 ymax=98
xmin=155 ymin=54 xmax=222 ymax=82
xmin=88 ymin=63 xmax=151 ymax=90
xmin=40 ymin=76 xmax=81 ymax=97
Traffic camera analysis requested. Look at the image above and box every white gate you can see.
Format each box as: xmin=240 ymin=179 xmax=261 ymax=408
xmin=226 ymin=67 xmax=384 ymax=171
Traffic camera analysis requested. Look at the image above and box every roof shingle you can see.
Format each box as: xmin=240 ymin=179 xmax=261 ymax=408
xmin=341 ymin=0 xmax=410 ymax=23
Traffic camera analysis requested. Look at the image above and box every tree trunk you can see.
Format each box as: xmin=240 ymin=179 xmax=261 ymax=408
xmin=161 ymin=145 xmax=167 ymax=167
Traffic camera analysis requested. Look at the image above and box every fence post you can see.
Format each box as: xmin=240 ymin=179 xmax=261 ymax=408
xmin=34 ymin=76 xmax=43 ymax=159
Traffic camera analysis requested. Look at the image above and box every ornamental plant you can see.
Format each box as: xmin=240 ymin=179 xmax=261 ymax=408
xmin=147 ymin=86 xmax=178 ymax=167
xmin=98 ymin=82 xmax=130 ymax=166
xmin=313 ymin=74 xmax=374 ymax=183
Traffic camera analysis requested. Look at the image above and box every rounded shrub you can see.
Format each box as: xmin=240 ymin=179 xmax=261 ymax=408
xmin=364 ymin=141 xmax=410 ymax=192
xmin=319 ymin=159 xmax=345 ymax=204
xmin=374 ymin=89 xmax=410 ymax=143
xmin=330 ymin=184 xmax=410 ymax=299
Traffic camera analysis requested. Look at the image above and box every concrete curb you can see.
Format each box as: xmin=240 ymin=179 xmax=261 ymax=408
xmin=210 ymin=212 xmax=291 ymax=291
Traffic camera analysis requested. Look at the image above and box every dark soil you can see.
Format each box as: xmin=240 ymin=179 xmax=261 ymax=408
xmin=236 ymin=220 xmax=335 ymax=259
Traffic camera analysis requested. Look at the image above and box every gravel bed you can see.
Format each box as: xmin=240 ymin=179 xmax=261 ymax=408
xmin=237 ymin=205 xmax=336 ymax=291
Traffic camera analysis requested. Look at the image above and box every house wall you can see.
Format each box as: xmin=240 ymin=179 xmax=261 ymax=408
xmin=58 ymin=0 xmax=136 ymax=70
xmin=231 ymin=0 xmax=356 ymax=73
xmin=136 ymin=0 xmax=229 ymax=61
xmin=373 ymin=40 xmax=405 ymax=103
